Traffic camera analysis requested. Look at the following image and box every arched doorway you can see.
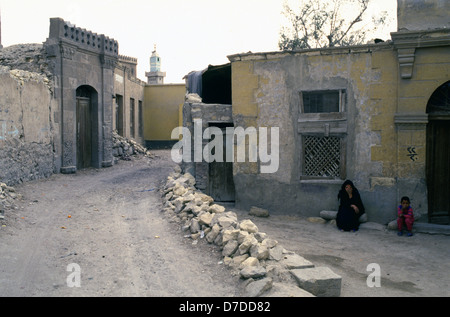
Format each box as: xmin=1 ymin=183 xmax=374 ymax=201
xmin=426 ymin=81 xmax=450 ymax=224
xmin=76 ymin=86 xmax=98 ymax=169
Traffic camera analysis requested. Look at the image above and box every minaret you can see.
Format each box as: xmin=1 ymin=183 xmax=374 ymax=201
xmin=146 ymin=45 xmax=166 ymax=85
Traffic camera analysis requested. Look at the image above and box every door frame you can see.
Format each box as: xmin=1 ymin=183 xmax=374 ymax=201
xmin=426 ymin=81 xmax=450 ymax=224
xmin=75 ymin=85 xmax=99 ymax=169
xmin=76 ymin=96 xmax=92 ymax=169
xmin=207 ymin=122 xmax=235 ymax=202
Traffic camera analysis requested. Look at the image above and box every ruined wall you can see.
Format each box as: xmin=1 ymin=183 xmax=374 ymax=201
xmin=182 ymin=99 xmax=233 ymax=192
xmin=0 ymin=67 xmax=59 ymax=185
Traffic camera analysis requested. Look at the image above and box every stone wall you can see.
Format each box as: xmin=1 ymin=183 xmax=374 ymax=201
xmin=182 ymin=95 xmax=233 ymax=193
xmin=114 ymin=56 xmax=146 ymax=145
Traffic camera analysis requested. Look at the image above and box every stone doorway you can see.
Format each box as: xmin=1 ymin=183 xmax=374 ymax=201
xmin=426 ymin=81 xmax=450 ymax=224
xmin=76 ymin=86 xmax=98 ymax=169
xmin=208 ymin=122 xmax=235 ymax=202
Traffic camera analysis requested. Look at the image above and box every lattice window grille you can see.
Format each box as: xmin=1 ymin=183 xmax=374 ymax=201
xmin=304 ymin=135 xmax=341 ymax=177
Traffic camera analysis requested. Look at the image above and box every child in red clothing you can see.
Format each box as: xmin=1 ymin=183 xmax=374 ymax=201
xmin=397 ymin=196 xmax=414 ymax=236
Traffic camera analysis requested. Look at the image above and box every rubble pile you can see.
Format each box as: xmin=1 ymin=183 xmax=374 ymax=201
xmin=0 ymin=183 xmax=20 ymax=220
xmin=0 ymin=44 xmax=53 ymax=83
xmin=112 ymin=131 xmax=152 ymax=160
xmin=160 ymin=166 xmax=343 ymax=297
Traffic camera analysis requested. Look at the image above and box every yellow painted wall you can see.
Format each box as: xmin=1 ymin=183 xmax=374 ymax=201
xmin=143 ymin=84 xmax=185 ymax=141
xmin=395 ymin=46 xmax=450 ymax=179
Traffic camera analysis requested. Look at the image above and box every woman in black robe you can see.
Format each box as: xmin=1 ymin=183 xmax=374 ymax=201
xmin=336 ymin=180 xmax=365 ymax=232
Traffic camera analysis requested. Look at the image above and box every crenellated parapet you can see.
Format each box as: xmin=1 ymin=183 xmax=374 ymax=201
xmin=119 ymin=55 xmax=137 ymax=64
xmin=48 ymin=18 xmax=118 ymax=57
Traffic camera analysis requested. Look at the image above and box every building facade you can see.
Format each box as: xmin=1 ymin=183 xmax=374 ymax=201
xmin=183 ymin=0 xmax=450 ymax=224
xmin=44 ymin=18 xmax=119 ymax=173
xmin=113 ymin=55 xmax=146 ymax=145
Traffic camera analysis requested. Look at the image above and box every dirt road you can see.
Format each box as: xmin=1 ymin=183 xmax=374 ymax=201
xmin=228 ymin=207 xmax=450 ymax=297
xmin=1 ymin=149 xmax=449 ymax=297
xmin=0 ymin=151 xmax=242 ymax=297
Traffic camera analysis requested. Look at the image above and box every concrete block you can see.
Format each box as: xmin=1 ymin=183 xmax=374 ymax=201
xmin=290 ymin=267 xmax=342 ymax=297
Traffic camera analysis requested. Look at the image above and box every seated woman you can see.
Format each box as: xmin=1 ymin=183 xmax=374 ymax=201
xmin=336 ymin=180 xmax=365 ymax=232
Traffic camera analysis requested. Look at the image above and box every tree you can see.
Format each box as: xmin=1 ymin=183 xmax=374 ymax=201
xmin=279 ymin=0 xmax=388 ymax=51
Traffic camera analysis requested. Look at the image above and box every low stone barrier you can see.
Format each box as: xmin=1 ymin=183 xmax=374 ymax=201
xmin=160 ymin=167 xmax=343 ymax=297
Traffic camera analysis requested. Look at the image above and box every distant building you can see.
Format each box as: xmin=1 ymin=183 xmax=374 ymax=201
xmin=146 ymin=45 xmax=166 ymax=85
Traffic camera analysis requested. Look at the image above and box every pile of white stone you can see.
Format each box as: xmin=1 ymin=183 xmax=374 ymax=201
xmin=161 ymin=166 xmax=343 ymax=297
xmin=112 ymin=131 xmax=152 ymax=160
xmin=0 ymin=183 xmax=20 ymax=220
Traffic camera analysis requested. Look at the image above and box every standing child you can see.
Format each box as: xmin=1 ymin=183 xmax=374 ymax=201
xmin=397 ymin=196 xmax=414 ymax=236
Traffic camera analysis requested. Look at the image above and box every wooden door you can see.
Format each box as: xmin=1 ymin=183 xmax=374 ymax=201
xmin=209 ymin=124 xmax=235 ymax=202
xmin=76 ymin=97 xmax=92 ymax=169
xmin=426 ymin=119 xmax=450 ymax=224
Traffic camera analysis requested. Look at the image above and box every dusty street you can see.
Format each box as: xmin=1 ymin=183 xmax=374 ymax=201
xmin=0 ymin=151 xmax=242 ymax=297
xmin=0 ymin=149 xmax=449 ymax=297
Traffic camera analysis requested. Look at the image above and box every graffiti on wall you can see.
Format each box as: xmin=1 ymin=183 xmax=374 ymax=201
xmin=0 ymin=120 xmax=19 ymax=140
xmin=407 ymin=146 xmax=418 ymax=162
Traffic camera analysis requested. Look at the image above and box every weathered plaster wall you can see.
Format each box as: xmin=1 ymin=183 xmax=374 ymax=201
xmin=393 ymin=45 xmax=450 ymax=217
xmin=228 ymin=41 xmax=449 ymax=224
xmin=0 ymin=67 xmax=59 ymax=185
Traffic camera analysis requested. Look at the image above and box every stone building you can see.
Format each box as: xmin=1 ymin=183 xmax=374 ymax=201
xmin=182 ymin=64 xmax=234 ymax=200
xmin=44 ymin=18 xmax=119 ymax=173
xmin=0 ymin=18 xmax=150 ymax=185
xmin=113 ymin=55 xmax=146 ymax=145
xmin=183 ymin=0 xmax=450 ymax=225
xmin=0 ymin=17 xmax=188 ymax=186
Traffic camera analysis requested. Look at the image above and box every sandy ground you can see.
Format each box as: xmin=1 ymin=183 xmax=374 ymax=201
xmin=227 ymin=206 xmax=450 ymax=297
xmin=0 ymin=149 xmax=449 ymax=297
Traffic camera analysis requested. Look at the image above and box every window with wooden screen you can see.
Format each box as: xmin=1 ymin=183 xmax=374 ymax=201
xmin=298 ymin=89 xmax=347 ymax=180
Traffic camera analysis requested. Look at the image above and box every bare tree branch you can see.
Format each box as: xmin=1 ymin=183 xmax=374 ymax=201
xmin=279 ymin=0 xmax=385 ymax=50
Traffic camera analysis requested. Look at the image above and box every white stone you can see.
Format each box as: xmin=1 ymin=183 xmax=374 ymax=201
xmin=239 ymin=219 xmax=258 ymax=233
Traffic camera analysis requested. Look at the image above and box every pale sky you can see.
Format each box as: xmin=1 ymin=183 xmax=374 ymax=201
xmin=0 ymin=0 xmax=397 ymax=83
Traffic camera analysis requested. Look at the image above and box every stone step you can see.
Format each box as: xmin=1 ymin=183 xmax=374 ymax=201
xmin=290 ymin=266 xmax=342 ymax=297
